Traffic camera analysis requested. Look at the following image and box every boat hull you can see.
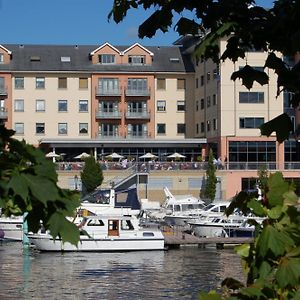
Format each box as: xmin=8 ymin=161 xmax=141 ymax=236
xmin=191 ymin=224 xmax=226 ymax=238
xmin=0 ymin=217 xmax=23 ymax=241
xmin=28 ymin=233 xmax=165 ymax=252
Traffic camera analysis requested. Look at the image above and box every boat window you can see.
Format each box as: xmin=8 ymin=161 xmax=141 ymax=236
xmin=94 ymin=192 xmax=110 ymax=204
xmin=143 ymin=232 xmax=154 ymax=237
xmin=182 ymin=204 xmax=189 ymax=211
xmin=87 ymin=219 xmax=105 ymax=226
xmin=174 ymin=205 xmax=181 ymax=212
xmin=121 ymin=220 xmax=134 ymax=230
xmin=204 ymin=204 xmax=214 ymax=211
xmin=188 ymin=204 xmax=195 ymax=210
xmin=220 ymin=206 xmax=227 ymax=212
xmin=211 ymin=207 xmax=219 ymax=212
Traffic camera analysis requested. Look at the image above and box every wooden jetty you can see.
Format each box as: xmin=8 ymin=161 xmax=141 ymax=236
xmin=162 ymin=229 xmax=253 ymax=250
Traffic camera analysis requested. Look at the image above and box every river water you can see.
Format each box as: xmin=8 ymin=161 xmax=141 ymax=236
xmin=0 ymin=242 xmax=244 ymax=300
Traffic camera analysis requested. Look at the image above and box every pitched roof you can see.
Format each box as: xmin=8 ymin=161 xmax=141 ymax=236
xmin=0 ymin=44 xmax=194 ymax=73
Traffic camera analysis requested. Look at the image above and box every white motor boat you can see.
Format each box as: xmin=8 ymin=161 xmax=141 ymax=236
xmin=146 ymin=187 xmax=205 ymax=226
xmin=163 ymin=199 xmax=230 ymax=228
xmin=0 ymin=215 xmax=24 ymax=241
xmin=28 ymin=214 xmax=165 ymax=252
xmin=189 ymin=215 xmax=246 ymax=238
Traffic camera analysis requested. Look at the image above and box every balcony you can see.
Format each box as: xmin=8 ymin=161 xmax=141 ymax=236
xmin=127 ymin=132 xmax=150 ymax=139
xmin=97 ymin=132 xmax=121 ymax=139
xmin=95 ymin=87 xmax=122 ymax=96
xmin=0 ymin=86 xmax=8 ymax=97
xmin=125 ymin=110 xmax=150 ymax=119
xmin=95 ymin=110 xmax=122 ymax=119
xmin=0 ymin=107 xmax=8 ymax=119
xmin=125 ymin=88 xmax=150 ymax=97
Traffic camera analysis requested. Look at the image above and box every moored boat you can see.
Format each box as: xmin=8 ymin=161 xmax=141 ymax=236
xmin=0 ymin=215 xmax=23 ymax=241
xmin=28 ymin=214 xmax=165 ymax=252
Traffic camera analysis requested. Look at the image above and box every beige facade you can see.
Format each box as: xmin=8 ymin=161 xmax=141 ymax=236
xmin=12 ymin=74 xmax=91 ymax=145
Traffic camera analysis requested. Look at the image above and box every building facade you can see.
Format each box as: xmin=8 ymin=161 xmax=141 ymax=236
xmin=0 ymin=40 xmax=299 ymax=199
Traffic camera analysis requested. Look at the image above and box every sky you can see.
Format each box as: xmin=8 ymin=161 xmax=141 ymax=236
xmin=1 ymin=0 xmax=274 ymax=46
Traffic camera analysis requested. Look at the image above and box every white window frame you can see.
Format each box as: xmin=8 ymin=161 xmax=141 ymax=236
xmin=36 ymin=99 xmax=45 ymax=112
xmin=157 ymin=100 xmax=166 ymax=112
xmin=14 ymin=99 xmax=24 ymax=112
xmin=14 ymin=122 xmax=24 ymax=134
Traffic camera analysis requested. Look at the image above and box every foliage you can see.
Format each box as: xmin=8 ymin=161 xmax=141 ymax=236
xmin=80 ymin=156 xmax=103 ymax=196
xmin=0 ymin=125 xmax=80 ymax=245
xmin=205 ymin=149 xmax=217 ymax=202
xmin=200 ymin=172 xmax=300 ymax=299
xmin=109 ymin=0 xmax=300 ymax=142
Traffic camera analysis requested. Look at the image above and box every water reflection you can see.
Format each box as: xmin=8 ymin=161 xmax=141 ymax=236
xmin=0 ymin=243 xmax=244 ymax=300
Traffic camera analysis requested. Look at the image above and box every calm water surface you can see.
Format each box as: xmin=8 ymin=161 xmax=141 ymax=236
xmin=0 ymin=242 xmax=244 ymax=300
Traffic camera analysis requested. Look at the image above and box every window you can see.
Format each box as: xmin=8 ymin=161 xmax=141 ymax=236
xmin=157 ymin=78 xmax=166 ymax=90
xmin=207 ymin=120 xmax=211 ymax=131
xmin=128 ymin=55 xmax=145 ymax=64
xmin=213 ymin=118 xmax=217 ymax=130
xmin=201 ymin=122 xmax=205 ymax=133
xmin=79 ymin=78 xmax=88 ymax=89
xmin=196 ymin=123 xmax=199 ymax=134
xmin=127 ymin=78 xmax=147 ymax=91
xmin=177 ymin=123 xmax=186 ymax=134
xmin=14 ymin=99 xmax=24 ymax=112
xmin=200 ymin=98 xmax=204 ymax=110
xmin=177 ymin=78 xmax=185 ymax=90
xmin=36 ymin=123 xmax=45 ymax=134
xmin=177 ymin=100 xmax=185 ymax=111
xmin=157 ymin=123 xmax=166 ymax=134
xmin=207 ymin=72 xmax=211 ymax=82
xmin=157 ymin=100 xmax=166 ymax=112
xmin=200 ymin=75 xmax=204 ymax=86
xmin=36 ymin=77 xmax=45 ymax=89
xmin=58 ymin=77 xmax=67 ymax=89
xmin=196 ymin=78 xmax=199 ymax=88
xmin=196 ymin=100 xmax=199 ymax=111
xmin=239 ymin=92 xmax=264 ymax=103
xmin=98 ymin=54 xmax=115 ymax=64
xmin=58 ymin=123 xmax=68 ymax=135
xmin=14 ymin=123 xmax=24 ymax=134
xmin=79 ymin=100 xmax=88 ymax=112
xmin=58 ymin=100 xmax=68 ymax=112
xmin=98 ymin=78 xmax=119 ymax=93
xmin=207 ymin=96 xmax=211 ymax=107
xmin=36 ymin=99 xmax=45 ymax=112
xmin=239 ymin=117 xmax=264 ymax=129
xmin=79 ymin=123 xmax=88 ymax=134
xmin=213 ymin=67 xmax=219 ymax=79
xmin=213 ymin=94 xmax=217 ymax=105
xmin=61 ymin=56 xmax=71 ymax=62
xmin=0 ymin=54 xmax=3 ymax=63
xmin=15 ymin=77 xmax=24 ymax=89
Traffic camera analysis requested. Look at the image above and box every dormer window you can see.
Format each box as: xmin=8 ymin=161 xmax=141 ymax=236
xmin=0 ymin=54 xmax=3 ymax=63
xmin=98 ymin=54 xmax=115 ymax=64
xmin=128 ymin=55 xmax=145 ymax=65
xmin=30 ymin=56 xmax=40 ymax=62
xmin=61 ymin=56 xmax=71 ymax=62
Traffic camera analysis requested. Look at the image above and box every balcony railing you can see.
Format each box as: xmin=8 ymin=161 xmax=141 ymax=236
xmin=127 ymin=132 xmax=150 ymax=139
xmin=125 ymin=88 xmax=150 ymax=97
xmin=125 ymin=110 xmax=150 ymax=119
xmin=0 ymin=107 xmax=8 ymax=119
xmin=95 ymin=109 xmax=122 ymax=119
xmin=95 ymin=87 xmax=122 ymax=96
xmin=97 ymin=132 xmax=120 ymax=139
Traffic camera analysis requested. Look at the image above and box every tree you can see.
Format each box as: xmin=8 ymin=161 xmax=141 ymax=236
xmin=200 ymin=172 xmax=300 ymax=299
xmin=205 ymin=149 xmax=217 ymax=202
xmin=80 ymin=156 xmax=103 ymax=196
xmin=0 ymin=125 xmax=80 ymax=245
xmin=109 ymin=0 xmax=300 ymax=142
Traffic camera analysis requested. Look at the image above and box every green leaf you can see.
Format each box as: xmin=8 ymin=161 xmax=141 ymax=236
xmin=198 ymin=291 xmax=222 ymax=300
xmin=24 ymin=174 xmax=59 ymax=204
xmin=235 ymin=243 xmax=250 ymax=258
xmin=267 ymin=172 xmax=290 ymax=207
xmin=258 ymin=261 xmax=272 ymax=279
xmin=276 ymin=258 xmax=300 ymax=289
xmin=260 ymin=113 xmax=294 ymax=143
xmin=247 ymin=199 xmax=265 ymax=217
xmin=48 ymin=212 xmax=80 ymax=246
xmin=267 ymin=205 xmax=283 ymax=219
xmin=257 ymin=225 xmax=294 ymax=257
xmin=231 ymin=65 xmax=269 ymax=89
xmin=7 ymin=172 xmax=29 ymax=200
xmin=239 ymin=286 xmax=265 ymax=298
xmin=283 ymin=190 xmax=299 ymax=206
